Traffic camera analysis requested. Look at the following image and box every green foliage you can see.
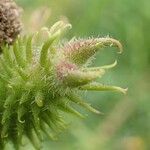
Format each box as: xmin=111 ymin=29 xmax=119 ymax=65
xmin=15 ymin=0 xmax=150 ymax=150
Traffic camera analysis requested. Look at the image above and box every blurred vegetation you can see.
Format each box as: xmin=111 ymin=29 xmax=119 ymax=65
xmin=14 ymin=0 xmax=150 ymax=149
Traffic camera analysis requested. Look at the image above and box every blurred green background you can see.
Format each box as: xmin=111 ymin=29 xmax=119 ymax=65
xmin=15 ymin=0 xmax=150 ymax=149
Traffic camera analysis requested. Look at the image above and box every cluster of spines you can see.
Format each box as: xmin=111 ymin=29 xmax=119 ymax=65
xmin=0 ymin=33 xmax=65 ymax=149
xmin=0 ymin=21 xmax=127 ymax=150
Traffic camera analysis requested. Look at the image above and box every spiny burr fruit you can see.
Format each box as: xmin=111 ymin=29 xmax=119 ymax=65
xmin=0 ymin=0 xmax=22 ymax=46
xmin=0 ymin=21 xmax=127 ymax=150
